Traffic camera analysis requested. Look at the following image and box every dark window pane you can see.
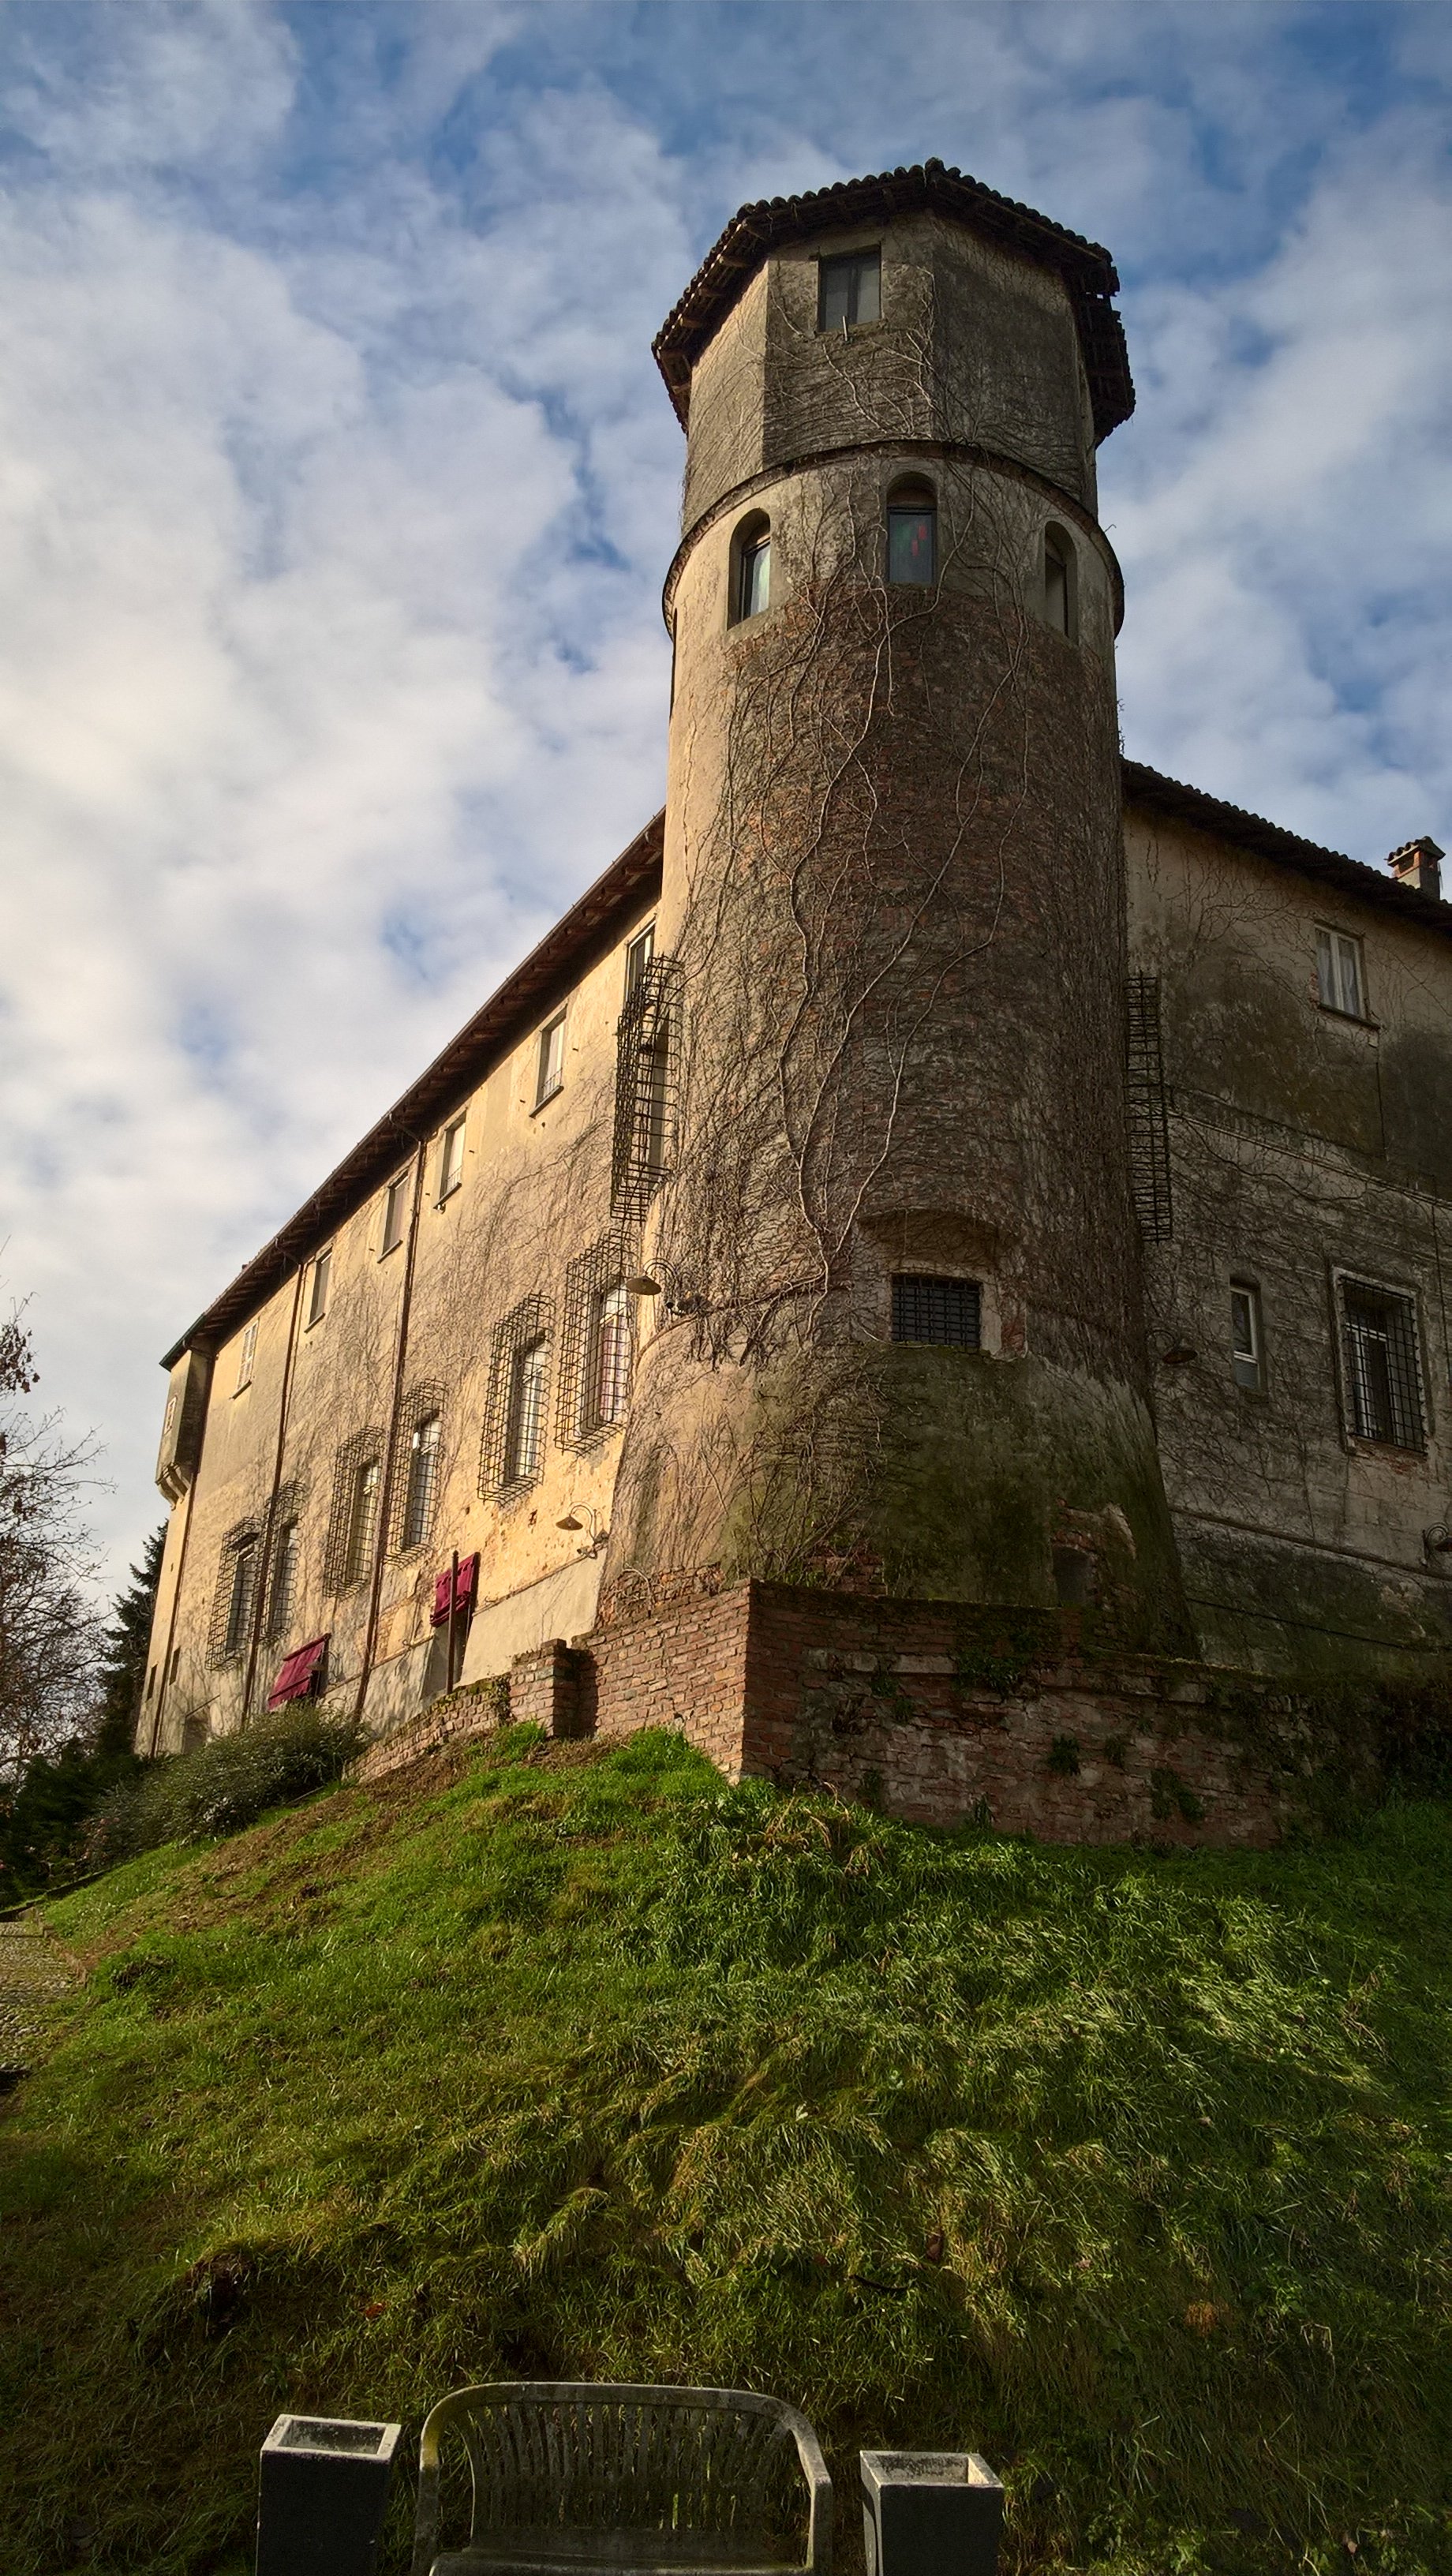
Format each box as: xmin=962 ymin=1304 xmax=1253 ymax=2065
xmin=1342 ymin=1284 xmax=1424 ymax=1448
xmin=739 ymin=536 xmax=770 ymax=619
xmin=889 ymin=506 xmax=935 ymax=585
xmin=892 ymin=1275 xmax=981 ymax=1348
xmin=818 ymin=249 xmax=881 ymax=331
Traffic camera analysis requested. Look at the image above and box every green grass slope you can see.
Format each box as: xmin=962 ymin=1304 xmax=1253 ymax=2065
xmin=2 ymin=1725 xmax=1450 ymax=2576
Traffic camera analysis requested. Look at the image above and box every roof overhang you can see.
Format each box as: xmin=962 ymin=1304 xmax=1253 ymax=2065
xmin=162 ymin=813 xmax=664 ymax=1368
xmin=1123 ymin=761 xmax=1452 ymax=940
xmin=653 ymin=158 xmax=1134 ymax=444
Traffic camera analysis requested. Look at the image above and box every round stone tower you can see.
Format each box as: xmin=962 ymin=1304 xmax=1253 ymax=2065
xmin=604 ymin=162 xmax=1188 ymax=1646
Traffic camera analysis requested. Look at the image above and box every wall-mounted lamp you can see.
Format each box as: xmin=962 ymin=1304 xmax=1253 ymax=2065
xmin=557 ymin=1505 xmax=608 ymax=1557
xmin=1160 ymin=1341 xmax=1198 ymax=1366
xmin=625 ymin=1264 xmax=705 ymax=1316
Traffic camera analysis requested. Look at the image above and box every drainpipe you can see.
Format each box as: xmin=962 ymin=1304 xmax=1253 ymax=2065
xmin=354 ymin=1136 xmax=427 ymax=1732
xmin=241 ymin=1262 xmax=307 ymax=1724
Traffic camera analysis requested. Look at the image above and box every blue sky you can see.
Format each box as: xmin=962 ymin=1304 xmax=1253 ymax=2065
xmin=0 ymin=0 xmax=1449 ymax=1588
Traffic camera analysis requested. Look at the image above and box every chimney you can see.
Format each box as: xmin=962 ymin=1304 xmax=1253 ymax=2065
xmin=1387 ymin=835 xmax=1444 ymax=900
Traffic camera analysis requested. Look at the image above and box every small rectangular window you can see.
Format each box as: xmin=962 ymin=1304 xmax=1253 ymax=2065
xmin=818 ymin=246 xmax=881 ymax=331
xmin=625 ymin=925 xmax=655 ymax=998
xmin=536 ymin=1014 xmax=567 ymax=1108
xmin=169 ymin=1644 xmax=182 ymax=1684
xmin=438 ymin=1117 xmax=466 ymax=1200
xmin=235 ymin=1317 xmax=258 ymax=1393
xmin=891 ymin=1275 xmax=982 ymax=1349
xmin=1316 ymin=927 xmax=1366 ymax=1020
xmin=307 ymin=1248 xmax=331 ymax=1327
xmin=144 ymin=1664 xmax=156 ymax=1701
xmin=1340 ymin=1278 xmax=1425 ymax=1450
xmin=381 ymin=1171 xmax=409 ymax=1256
xmin=1230 ymin=1282 xmax=1263 ymax=1391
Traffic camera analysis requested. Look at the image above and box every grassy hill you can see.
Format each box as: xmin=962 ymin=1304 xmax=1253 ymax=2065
xmin=2 ymin=1723 xmax=1450 ymax=2576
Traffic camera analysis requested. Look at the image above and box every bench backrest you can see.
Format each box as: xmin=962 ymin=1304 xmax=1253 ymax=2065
xmin=411 ymin=2381 xmax=832 ymax=2576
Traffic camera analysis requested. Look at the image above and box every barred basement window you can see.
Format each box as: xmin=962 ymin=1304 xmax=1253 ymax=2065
xmin=891 ymin=1275 xmax=982 ymax=1348
xmin=481 ymin=1295 xmax=554 ymax=1494
xmin=209 ymin=1523 xmax=260 ymax=1665
xmin=559 ymin=1228 xmax=638 ymax=1446
xmin=400 ymin=1411 xmax=442 ymax=1552
xmin=612 ymin=955 xmax=682 ymax=1215
xmin=1340 ymin=1278 xmax=1425 ymax=1450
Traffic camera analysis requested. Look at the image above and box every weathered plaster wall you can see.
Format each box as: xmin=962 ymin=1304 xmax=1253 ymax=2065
xmin=1125 ymin=800 xmax=1452 ymax=1676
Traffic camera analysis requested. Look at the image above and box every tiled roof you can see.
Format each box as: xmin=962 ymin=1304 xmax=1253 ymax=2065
xmin=1122 ymin=762 xmax=1451 ymax=939
xmin=162 ymin=813 xmax=663 ymax=1367
xmin=653 ymin=159 xmax=1134 ymax=442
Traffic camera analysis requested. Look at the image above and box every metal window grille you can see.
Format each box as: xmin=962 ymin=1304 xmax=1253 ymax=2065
xmin=323 ymin=1429 xmax=384 ymax=1594
xmin=266 ymin=1515 xmax=300 ymax=1642
xmin=209 ymin=1522 xmax=260 ymax=1665
xmin=612 ymin=956 xmax=682 ymax=1216
xmin=891 ymin=1275 xmax=982 ymax=1348
xmin=394 ymin=1393 xmax=445 ymax=1554
xmin=1126 ymin=974 xmax=1173 ymax=1242
xmin=558 ymin=1226 xmax=638 ymax=1447
xmin=480 ymin=1295 xmax=553 ymax=1495
xmin=1340 ymin=1279 xmax=1425 ymax=1450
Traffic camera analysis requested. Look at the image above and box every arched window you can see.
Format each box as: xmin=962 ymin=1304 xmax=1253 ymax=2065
xmin=1043 ymin=526 xmax=1077 ymax=638
xmin=592 ymin=1283 xmax=633 ymax=1428
xmin=887 ymin=479 xmax=937 ymax=586
xmin=730 ymin=512 xmax=771 ymax=623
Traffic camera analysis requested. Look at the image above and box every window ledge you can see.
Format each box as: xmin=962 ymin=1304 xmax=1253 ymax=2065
xmin=1314 ymin=1001 xmax=1379 ymax=1031
xmin=530 ymin=1088 xmax=563 ymax=1118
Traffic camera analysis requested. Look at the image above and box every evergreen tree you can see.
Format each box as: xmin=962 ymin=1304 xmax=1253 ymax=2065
xmin=95 ymin=1524 xmax=166 ymax=1762
xmin=0 ymin=1526 xmax=163 ymax=1898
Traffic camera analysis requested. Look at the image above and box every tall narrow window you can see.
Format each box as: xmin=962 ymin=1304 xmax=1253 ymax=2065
xmin=592 ymin=1283 xmax=633 ymax=1428
xmin=730 ymin=514 xmax=771 ymax=624
xmin=268 ymin=1518 xmax=299 ymax=1639
xmin=1230 ymin=1282 xmax=1263 ymax=1392
xmin=381 ymin=1171 xmax=409 ymax=1256
xmin=818 ymin=246 xmax=881 ymax=331
xmin=402 ymin=1413 xmax=442 ymax=1552
xmin=1316 ymin=927 xmax=1366 ymax=1020
xmin=307 ymin=1248 xmax=331 ymax=1327
xmin=235 ymin=1317 xmax=258 ymax=1393
xmin=536 ymin=1013 xmax=567 ymax=1107
xmin=887 ymin=481 xmax=936 ymax=586
xmin=344 ymin=1456 xmax=380 ymax=1586
xmin=891 ymin=1275 xmax=982 ymax=1348
xmin=223 ymin=1537 xmax=259 ymax=1659
xmin=1340 ymin=1279 xmax=1424 ymax=1449
xmin=625 ymin=923 xmax=655 ymax=998
xmin=1043 ymin=526 xmax=1076 ymax=637
xmin=506 ymin=1340 xmax=549 ymax=1485
xmin=439 ymin=1117 xmax=466 ymax=1199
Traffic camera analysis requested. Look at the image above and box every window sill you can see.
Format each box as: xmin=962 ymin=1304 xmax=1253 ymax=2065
xmin=1345 ymin=1434 xmax=1428 ymax=1462
xmin=436 ymin=1179 xmax=462 ymax=1205
xmin=531 ymin=1084 xmax=563 ymax=1118
xmin=1314 ymin=1001 xmax=1379 ymax=1030
xmin=379 ymin=1240 xmax=403 ymax=1262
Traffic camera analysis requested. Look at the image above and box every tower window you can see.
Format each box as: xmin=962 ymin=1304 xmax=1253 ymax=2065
xmin=1043 ymin=526 xmax=1077 ymax=638
xmin=1230 ymin=1282 xmax=1263 ymax=1392
xmin=887 ymin=481 xmax=937 ymax=586
xmin=1339 ymin=1279 xmax=1424 ymax=1450
xmin=506 ymin=1339 xmax=549 ymax=1485
xmin=1316 ymin=927 xmax=1366 ymax=1020
xmin=729 ymin=513 xmax=771 ymax=623
xmin=892 ymin=1275 xmax=982 ymax=1349
xmin=818 ymin=247 xmax=881 ymax=331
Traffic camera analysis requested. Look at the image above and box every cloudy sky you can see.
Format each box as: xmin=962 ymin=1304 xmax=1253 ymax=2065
xmin=2 ymin=0 xmax=1450 ymax=1591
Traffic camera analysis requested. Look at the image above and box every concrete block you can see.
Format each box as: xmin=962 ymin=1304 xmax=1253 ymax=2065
xmin=860 ymin=2449 xmax=1005 ymax=2576
xmin=256 ymin=2414 xmax=402 ymax=2576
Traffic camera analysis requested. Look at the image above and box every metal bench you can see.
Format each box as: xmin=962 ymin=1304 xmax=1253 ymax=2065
xmin=410 ymin=2380 xmax=833 ymax=2576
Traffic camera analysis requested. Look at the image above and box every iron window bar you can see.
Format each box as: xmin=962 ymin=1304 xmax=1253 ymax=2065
xmin=891 ymin=1275 xmax=982 ymax=1348
xmin=480 ymin=1294 xmax=555 ymax=1496
xmin=1126 ymin=973 xmax=1173 ymax=1243
xmin=611 ymin=955 xmax=683 ymax=1217
xmin=1340 ymin=1278 xmax=1426 ymax=1451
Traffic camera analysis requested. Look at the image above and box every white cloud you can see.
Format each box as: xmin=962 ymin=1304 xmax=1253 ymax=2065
xmin=0 ymin=1 xmax=1446 ymax=1594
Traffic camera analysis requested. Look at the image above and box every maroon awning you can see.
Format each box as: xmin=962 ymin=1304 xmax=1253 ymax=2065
xmin=430 ymin=1552 xmax=479 ymax=1627
xmin=267 ymin=1636 xmax=328 ymax=1710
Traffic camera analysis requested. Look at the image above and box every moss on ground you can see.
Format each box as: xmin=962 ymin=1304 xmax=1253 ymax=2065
xmin=2 ymin=1728 xmax=1450 ymax=2574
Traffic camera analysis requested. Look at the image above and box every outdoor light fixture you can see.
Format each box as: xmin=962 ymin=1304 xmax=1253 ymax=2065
xmin=1160 ymin=1341 xmax=1198 ymax=1365
xmin=556 ymin=1506 xmax=608 ymax=1555
xmin=626 ymin=1271 xmax=661 ymax=1297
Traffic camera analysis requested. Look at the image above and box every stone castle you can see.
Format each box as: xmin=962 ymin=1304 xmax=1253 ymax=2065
xmin=140 ymin=163 xmax=1452 ymax=1841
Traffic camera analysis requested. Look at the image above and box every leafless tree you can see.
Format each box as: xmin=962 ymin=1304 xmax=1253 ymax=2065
xmin=0 ymin=1302 xmax=104 ymax=1778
